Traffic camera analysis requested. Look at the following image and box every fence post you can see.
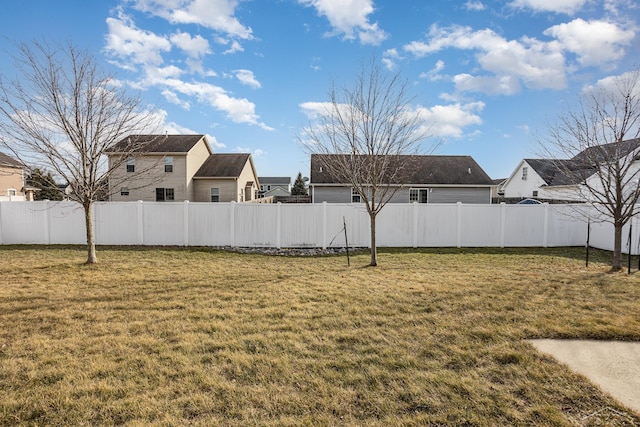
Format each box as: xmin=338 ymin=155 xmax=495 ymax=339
xmin=543 ymin=203 xmax=549 ymax=248
xmin=500 ymin=202 xmax=506 ymax=248
xmin=413 ymin=201 xmax=419 ymax=248
xmin=230 ymin=201 xmax=235 ymax=247
xmin=44 ymin=200 xmax=51 ymax=244
xmin=137 ymin=200 xmax=144 ymax=245
xmin=456 ymin=202 xmax=462 ymax=248
xmin=276 ymin=202 xmax=281 ymax=249
xmin=322 ymin=202 xmax=327 ymax=249
xmin=183 ymin=200 xmax=189 ymax=246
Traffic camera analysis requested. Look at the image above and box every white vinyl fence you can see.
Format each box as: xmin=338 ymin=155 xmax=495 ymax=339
xmin=1 ymin=201 xmax=639 ymax=254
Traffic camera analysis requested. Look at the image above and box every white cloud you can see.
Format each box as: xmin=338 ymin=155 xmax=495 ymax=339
xmin=131 ymin=0 xmax=253 ymax=40
xmin=298 ymin=0 xmax=387 ymax=45
xmin=170 ymin=30 xmax=211 ymax=58
xmin=508 ymin=0 xmax=590 ymax=14
xmin=404 ymin=25 xmax=567 ymax=94
xmin=416 ymin=102 xmax=485 ymax=138
xmin=161 ymin=89 xmax=191 ymax=110
xmin=583 ymin=69 xmax=640 ymax=97
xmin=142 ymin=73 xmax=273 ymax=130
xmin=464 ymin=1 xmax=486 ymax=11
xmin=300 ymin=100 xmax=483 ymax=138
xmin=235 ymin=147 xmax=265 ymax=157
xmin=299 ymin=101 xmax=332 ymax=119
xmin=544 ymin=18 xmax=635 ymax=66
xmin=235 ymin=69 xmax=261 ymax=88
xmin=382 ymin=48 xmax=401 ymax=70
xmin=105 ymin=11 xmax=171 ymax=67
xmin=419 ymin=60 xmax=445 ymax=81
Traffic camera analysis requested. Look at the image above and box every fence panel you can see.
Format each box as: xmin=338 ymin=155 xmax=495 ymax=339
xmin=188 ymin=203 xmax=234 ymax=246
xmin=1 ymin=201 xmax=50 ymax=244
xmin=234 ymin=203 xmax=278 ymax=247
xmin=325 ymin=204 xmax=370 ymax=247
xmin=280 ymin=204 xmax=324 ymax=247
xmin=142 ymin=202 xmax=186 ymax=245
xmin=95 ymin=202 xmax=141 ymax=245
xmin=459 ymin=204 xmax=502 ymax=247
xmin=47 ymin=202 xmax=86 ymax=244
xmin=376 ymin=204 xmax=414 ymax=247
xmin=415 ymin=204 xmax=459 ymax=247
xmin=503 ymin=204 xmax=547 ymax=247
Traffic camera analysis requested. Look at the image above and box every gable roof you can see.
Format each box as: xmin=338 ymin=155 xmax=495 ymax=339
xmin=310 ymin=154 xmax=494 ymax=186
xmin=0 ymin=152 xmax=23 ymax=168
xmin=259 ymin=176 xmax=291 ymax=185
xmin=570 ymin=138 xmax=640 ymax=164
xmin=523 ymin=140 xmax=640 ymax=188
xmin=106 ymin=134 xmax=209 ymax=154
xmin=194 ymin=153 xmax=252 ymax=178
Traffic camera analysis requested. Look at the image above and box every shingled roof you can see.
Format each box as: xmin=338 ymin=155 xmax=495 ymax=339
xmin=310 ymin=154 xmax=494 ymax=185
xmin=523 ymin=139 xmax=640 ymax=187
xmin=106 ymin=134 xmax=208 ymax=154
xmin=194 ymin=153 xmax=252 ymax=178
xmin=0 ymin=152 xmax=23 ymax=168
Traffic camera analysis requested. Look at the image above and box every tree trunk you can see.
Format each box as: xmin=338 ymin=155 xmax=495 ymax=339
xmin=612 ymin=222 xmax=622 ymax=271
xmin=84 ymin=201 xmax=97 ymax=264
xmin=369 ymin=212 xmax=377 ymax=267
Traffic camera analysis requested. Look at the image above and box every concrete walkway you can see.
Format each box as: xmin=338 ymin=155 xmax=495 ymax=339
xmin=529 ymin=339 xmax=640 ymax=414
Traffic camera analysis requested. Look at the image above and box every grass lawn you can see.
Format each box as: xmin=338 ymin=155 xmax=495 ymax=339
xmin=0 ymin=246 xmax=639 ymax=426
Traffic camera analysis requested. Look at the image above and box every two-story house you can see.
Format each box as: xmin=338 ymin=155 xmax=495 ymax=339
xmin=501 ymin=138 xmax=640 ymax=203
xmin=106 ymin=134 xmax=259 ymax=203
xmin=257 ymin=177 xmax=292 ymax=198
xmin=0 ymin=152 xmax=26 ymax=199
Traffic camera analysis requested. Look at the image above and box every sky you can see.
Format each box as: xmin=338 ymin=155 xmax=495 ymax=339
xmin=0 ymin=0 xmax=638 ymax=182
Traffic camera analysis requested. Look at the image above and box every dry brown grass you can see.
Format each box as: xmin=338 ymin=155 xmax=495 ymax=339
xmin=0 ymin=246 xmax=639 ymax=426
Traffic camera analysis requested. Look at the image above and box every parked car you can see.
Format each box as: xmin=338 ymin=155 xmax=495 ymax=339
xmin=517 ymin=198 xmax=542 ymax=204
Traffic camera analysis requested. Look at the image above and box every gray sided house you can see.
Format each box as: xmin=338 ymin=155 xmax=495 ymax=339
xmin=309 ymin=154 xmax=494 ymax=204
xmin=258 ymin=176 xmax=291 ymax=198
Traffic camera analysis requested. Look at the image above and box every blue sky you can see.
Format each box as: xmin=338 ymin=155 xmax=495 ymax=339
xmin=1 ymin=0 xmax=638 ymax=181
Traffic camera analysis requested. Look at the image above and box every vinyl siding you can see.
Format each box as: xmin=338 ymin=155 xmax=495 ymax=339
xmin=0 ymin=166 xmax=24 ymax=196
xmin=312 ymin=185 xmax=491 ymax=204
xmin=428 ymin=187 xmax=490 ymax=204
xmin=193 ymin=179 xmax=238 ymax=202
xmin=109 ymin=154 xmax=189 ymax=201
xmin=312 ymin=186 xmax=351 ymax=203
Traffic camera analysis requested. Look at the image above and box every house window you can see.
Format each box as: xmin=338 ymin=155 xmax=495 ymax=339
xmin=120 ymin=187 xmax=129 ymax=196
xmin=532 ymin=190 xmax=538 ymax=197
xmin=164 ymin=156 xmax=173 ymax=173
xmin=7 ymin=189 xmax=17 ymax=196
xmin=351 ymin=188 xmax=361 ymax=203
xmin=126 ymin=157 xmax=135 ymax=173
xmin=522 ymin=166 xmax=528 ymax=180
xmin=156 ymin=188 xmax=174 ymax=201
xmin=210 ymin=187 xmax=220 ymax=202
xmin=240 ymin=188 xmax=244 ymax=202
xmin=410 ymin=188 xmax=429 ymax=203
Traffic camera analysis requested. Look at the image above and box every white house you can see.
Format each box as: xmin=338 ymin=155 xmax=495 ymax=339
xmin=502 ymin=138 xmax=640 ymax=203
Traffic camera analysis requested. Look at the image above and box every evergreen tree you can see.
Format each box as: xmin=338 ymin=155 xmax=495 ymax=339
xmin=27 ymin=168 xmax=63 ymax=201
xmin=291 ymin=172 xmax=308 ymax=196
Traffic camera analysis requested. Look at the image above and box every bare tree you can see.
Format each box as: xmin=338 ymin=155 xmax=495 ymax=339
xmin=541 ymin=68 xmax=640 ymax=271
xmin=0 ymin=40 xmax=160 ymax=264
xmin=301 ymin=58 xmax=434 ymax=266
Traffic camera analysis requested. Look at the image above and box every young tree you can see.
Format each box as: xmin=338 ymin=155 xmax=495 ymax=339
xmin=291 ymin=171 xmax=308 ymax=196
xmin=301 ymin=58 xmax=434 ymax=266
xmin=26 ymin=168 xmax=63 ymax=201
xmin=0 ymin=40 xmax=159 ymax=264
xmin=541 ymin=68 xmax=640 ymax=271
